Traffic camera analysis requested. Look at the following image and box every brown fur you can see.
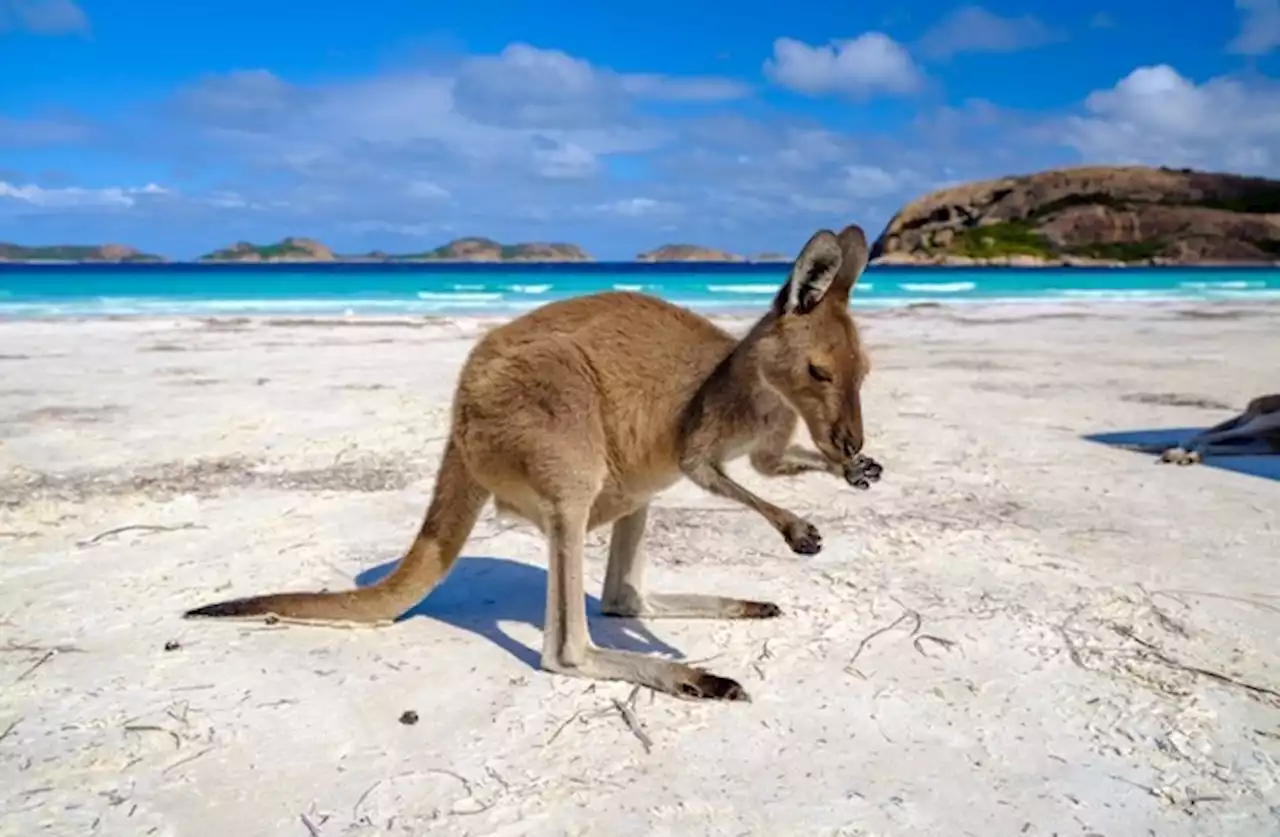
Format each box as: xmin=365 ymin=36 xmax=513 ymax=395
xmin=185 ymin=224 xmax=881 ymax=701
xmin=1159 ymin=393 xmax=1280 ymax=464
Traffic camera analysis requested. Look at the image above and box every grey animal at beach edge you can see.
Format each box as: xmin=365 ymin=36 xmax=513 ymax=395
xmin=1157 ymin=394 xmax=1280 ymax=465
xmin=183 ymin=223 xmax=884 ymax=702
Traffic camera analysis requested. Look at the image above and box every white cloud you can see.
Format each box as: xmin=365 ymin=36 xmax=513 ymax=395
xmin=594 ymin=197 xmax=681 ymax=217
xmin=843 ymin=165 xmax=909 ymax=199
xmin=0 ymin=115 xmax=91 ymax=146
xmin=0 ymin=181 xmax=169 ymax=210
xmin=763 ymin=33 xmax=923 ymax=98
xmin=1229 ymin=0 xmax=1280 ymax=55
xmin=916 ymin=5 xmax=1066 ymax=59
xmin=1062 ymin=65 xmax=1280 ymax=173
xmin=405 ymin=180 xmax=450 ymax=200
xmin=0 ymin=0 xmax=87 ymax=35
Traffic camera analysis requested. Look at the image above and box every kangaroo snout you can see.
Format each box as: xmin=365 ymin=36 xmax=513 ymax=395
xmin=832 ymin=427 xmax=864 ymax=460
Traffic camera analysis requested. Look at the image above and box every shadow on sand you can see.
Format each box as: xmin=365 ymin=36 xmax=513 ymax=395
xmin=1084 ymin=425 xmax=1280 ymax=483
xmin=354 ymin=555 xmax=684 ymax=670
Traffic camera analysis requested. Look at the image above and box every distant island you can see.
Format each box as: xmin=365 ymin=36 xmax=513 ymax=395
xmin=197 ymin=237 xmax=337 ymax=263
xmin=196 ymin=236 xmax=592 ymax=263
xmin=0 ymin=243 xmax=166 ymax=263
xmin=870 ymin=164 xmax=1280 ymax=266
xmin=637 ymin=244 xmax=744 ymax=262
xmin=4 ymin=165 xmax=1279 ymax=266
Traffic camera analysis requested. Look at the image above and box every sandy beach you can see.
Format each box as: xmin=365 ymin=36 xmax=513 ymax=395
xmin=1 ymin=300 xmax=1278 ymax=836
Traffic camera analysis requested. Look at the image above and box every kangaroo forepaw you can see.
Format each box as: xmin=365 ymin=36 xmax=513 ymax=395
xmin=781 ymin=517 xmax=823 ymax=555
xmin=843 ymin=454 xmax=883 ymax=489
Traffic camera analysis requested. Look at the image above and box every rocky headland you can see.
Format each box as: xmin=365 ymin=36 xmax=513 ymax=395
xmin=869 ymin=165 xmax=1280 ymax=267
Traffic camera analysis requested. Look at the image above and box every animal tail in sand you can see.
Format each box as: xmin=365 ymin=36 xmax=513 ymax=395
xmin=183 ymin=439 xmax=490 ymax=625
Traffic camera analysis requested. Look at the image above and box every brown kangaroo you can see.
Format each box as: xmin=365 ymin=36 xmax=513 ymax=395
xmin=185 ymin=223 xmax=882 ymax=701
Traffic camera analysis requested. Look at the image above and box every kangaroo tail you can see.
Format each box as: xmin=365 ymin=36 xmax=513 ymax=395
xmin=184 ymin=438 xmax=489 ymax=625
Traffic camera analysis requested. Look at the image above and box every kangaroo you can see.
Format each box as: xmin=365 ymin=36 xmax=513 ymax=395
xmin=1158 ymin=394 xmax=1280 ymax=464
xmin=185 ymin=224 xmax=882 ymax=702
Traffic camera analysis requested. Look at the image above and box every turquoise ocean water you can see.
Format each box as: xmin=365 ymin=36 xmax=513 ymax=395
xmin=1 ymin=263 xmax=1278 ymax=318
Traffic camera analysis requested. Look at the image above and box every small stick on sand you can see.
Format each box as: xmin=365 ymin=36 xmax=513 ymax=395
xmin=77 ymin=522 xmax=203 ymax=547
xmin=611 ymin=686 xmax=653 ymax=754
xmin=14 ymin=651 xmax=55 ymax=683
xmin=300 ymin=813 xmax=322 ymax=836
xmin=913 ymin=634 xmax=957 ymax=656
xmin=1112 ymin=625 xmax=1280 ymax=701
xmin=0 ymin=718 xmax=19 ymax=744
xmin=2 ymin=641 xmax=84 ymax=654
xmin=162 ymin=746 xmax=213 ymax=775
xmin=845 ymin=604 xmax=922 ymax=674
xmin=123 ymin=724 xmax=183 ymax=749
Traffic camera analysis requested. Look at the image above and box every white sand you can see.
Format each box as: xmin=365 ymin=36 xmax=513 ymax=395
xmin=1 ymin=301 xmax=1278 ymax=836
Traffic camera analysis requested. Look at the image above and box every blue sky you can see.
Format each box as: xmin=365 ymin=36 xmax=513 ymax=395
xmin=2 ymin=0 xmax=1278 ymax=259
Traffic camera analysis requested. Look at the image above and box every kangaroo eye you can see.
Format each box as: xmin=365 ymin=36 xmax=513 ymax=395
xmin=808 ymin=363 xmax=833 ymax=382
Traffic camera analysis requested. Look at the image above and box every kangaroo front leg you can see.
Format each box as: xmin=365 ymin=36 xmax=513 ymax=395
xmin=542 ymin=504 xmax=749 ymax=701
xmin=750 ymin=418 xmax=883 ymax=488
xmin=601 ymin=505 xmax=781 ymax=619
xmin=751 ymin=444 xmax=840 ymax=477
xmin=681 ymin=458 xmax=823 ymax=555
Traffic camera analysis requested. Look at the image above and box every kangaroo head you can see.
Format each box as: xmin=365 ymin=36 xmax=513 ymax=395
xmin=754 ymin=224 xmax=871 ymax=465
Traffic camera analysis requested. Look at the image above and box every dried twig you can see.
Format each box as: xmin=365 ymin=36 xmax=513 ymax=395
xmin=352 ymin=782 xmax=380 ymax=820
xmin=162 ymin=746 xmax=212 ymax=775
xmin=913 ymin=634 xmax=957 ymax=656
xmin=1153 ymin=588 xmax=1280 ymax=617
xmin=300 ymin=813 xmax=322 ymax=837
xmin=845 ymin=605 xmax=921 ymax=673
xmin=546 ymin=705 xmax=609 ymax=746
xmin=1056 ymin=604 xmax=1089 ymax=670
xmin=2 ymin=641 xmax=84 ymax=654
xmin=14 ymin=650 xmax=54 ymax=683
xmin=123 ymin=724 xmax=182 ymax=749
xmin=1112 ymin=625 xmax=1280 ymax=701
xmin=611 ymin=685 xmax=653 ymax=754
xmin=0 ymin=718 xmax=19 ymax=744
xmin=77 ymin=522 xmax=203 ymax=547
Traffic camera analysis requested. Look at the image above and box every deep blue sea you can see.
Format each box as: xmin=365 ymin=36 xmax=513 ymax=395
xmin=1 ymin=262 xmax=1278 ymax=318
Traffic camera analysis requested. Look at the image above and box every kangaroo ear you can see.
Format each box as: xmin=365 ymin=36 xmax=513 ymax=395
xmin=775 ymin=229 xmax=843 ymax=316
xmin=829 ymin=223 xmax=870 ymax=303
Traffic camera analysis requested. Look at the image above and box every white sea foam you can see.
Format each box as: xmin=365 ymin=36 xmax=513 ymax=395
xmin=416 ymin=291 xmax=503 ymax=302
xmin=897 ymin=281 xmax=977 ymax=293
xmin=1058 ymin=289 xmax=1183 ymax=299
xmin=704 ymin=284 xmax=777 ymax=294
xmin=505 ymin=284 xmax=551 ymax=294
xmin=1178 ymin=280 xmax=1266 ymax=290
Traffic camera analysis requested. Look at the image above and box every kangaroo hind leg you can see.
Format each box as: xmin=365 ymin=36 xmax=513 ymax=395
xmin=541 ymin=500 xmax=749 ymax=701
xmin=600 ymin=504 xmax=781 ymax=620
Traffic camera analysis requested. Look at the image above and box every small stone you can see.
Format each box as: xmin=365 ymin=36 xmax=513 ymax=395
xmin=398 ymin=710 xmax=419 ymax=725
xmin=163 ymin=640 xmax=181 ymax=651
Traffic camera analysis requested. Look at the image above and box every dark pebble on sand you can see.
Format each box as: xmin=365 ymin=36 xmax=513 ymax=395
xmin=399 ymin=710 xmax=419 ymax=725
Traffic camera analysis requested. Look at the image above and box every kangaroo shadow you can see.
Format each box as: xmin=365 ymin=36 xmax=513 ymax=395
xmin=354 ymin=555 xmax=684 ymax=670
xmin=1084 ymin=426 xmax=1280 ymax=483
